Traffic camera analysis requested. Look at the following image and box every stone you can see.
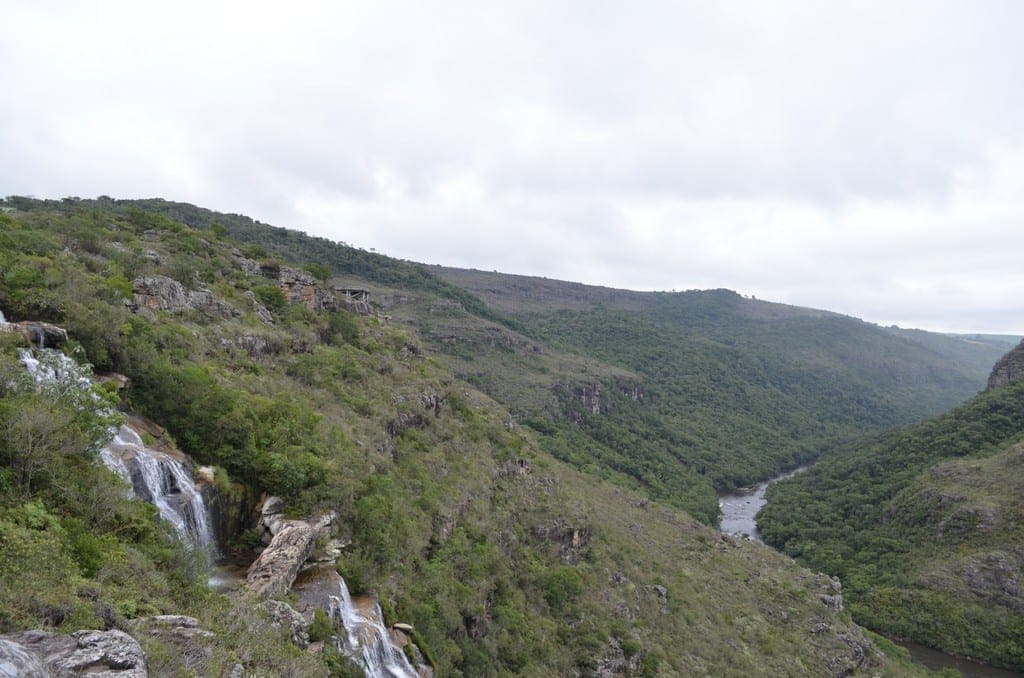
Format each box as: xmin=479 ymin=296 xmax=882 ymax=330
xmin=0 ymin=629 xmax=147 ymax=677
xmin=259 ymin=600 xmax=310 ymax=648
xmin=0 ymin=638 xmax=48 ymax=678
xmin=392 ymin=623 xmax=414 ymax=633
xmin=245 ymin=512 xmax=335 ymax=599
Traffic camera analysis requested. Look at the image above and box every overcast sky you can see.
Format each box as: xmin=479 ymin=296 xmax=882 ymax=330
xmin=2 ymin=1 xmax=1023 ymax=333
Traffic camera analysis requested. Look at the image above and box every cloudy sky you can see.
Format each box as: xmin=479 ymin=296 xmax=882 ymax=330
xmin=2 ymin=1 xmax=1023 ymax=333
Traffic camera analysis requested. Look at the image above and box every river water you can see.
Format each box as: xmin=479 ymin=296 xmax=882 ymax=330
xmin=718 ymin=465 xmax=1023 ymax=676
xmin=717 ymin=465 xmax=809 ymax=542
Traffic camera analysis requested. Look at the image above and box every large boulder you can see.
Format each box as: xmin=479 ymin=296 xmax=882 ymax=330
xmin=0 ymin=629 xmax=147 ymax=677
xmin=246 ymin=522 xmax=318 ymax=598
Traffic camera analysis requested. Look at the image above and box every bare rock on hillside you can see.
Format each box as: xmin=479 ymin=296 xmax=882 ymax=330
xmin=0 ymin=629 xmax=147 ymax=677
xmin=988 ymin=339 xmax=1024 ymax=389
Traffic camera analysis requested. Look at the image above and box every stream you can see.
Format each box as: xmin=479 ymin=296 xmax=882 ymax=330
xmin=718 ymin=465 xmax=1023 ymax=677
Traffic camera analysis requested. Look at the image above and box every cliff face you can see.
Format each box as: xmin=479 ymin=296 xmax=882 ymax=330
xmin=988 ymin=339 xmax=1024 ymax=389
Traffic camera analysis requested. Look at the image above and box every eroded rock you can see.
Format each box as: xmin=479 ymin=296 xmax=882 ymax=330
xmin=988 ymin=339 xmax=1024 ymax=390
xmin=0 ymin=629 xmax=147 ymax=677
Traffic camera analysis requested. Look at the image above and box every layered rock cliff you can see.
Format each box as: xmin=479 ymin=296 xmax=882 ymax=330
xmin=988 ymin=339 xmax=1024 ymax=389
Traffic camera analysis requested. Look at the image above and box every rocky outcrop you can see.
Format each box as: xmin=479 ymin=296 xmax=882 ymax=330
xmin=236 ymin=259 xmax=337 ymax=312
xmin=0 ymin=638 xmax=48 ymax=677
xmin=257 ymin=600 xmax=310 ymax=648
xmin=0 ymin=314 xmax=69 ymax=349
xmin=15 ymin=322 xmax=68 ymax=349
xmin=132 ymin=276 xmax=236 ymax=318
xmin=988 ymin=339 xmax=1024 ymax=390
xmin=960 ymin=550 xmax=1024 ymax=611
xmin=0 ymin=629 xmax=147 ymax=677
xmin=532 ymin=520 xmax=591 ymax=565
xmin=593 ymin=638 xmax=644 ymax=678
xmin=243 ymin=290 xmax=274 ymax=324
xmin=246 ymin=498 xmax=335 ymax=599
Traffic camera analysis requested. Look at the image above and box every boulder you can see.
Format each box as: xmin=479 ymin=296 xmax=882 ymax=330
xmin=0 ymin=629 xmax=146 ymax=677
xmin=258 ymin=600 xmax=310 ymax=648
xmin=246 ymin=521 xmax=319 ymax=598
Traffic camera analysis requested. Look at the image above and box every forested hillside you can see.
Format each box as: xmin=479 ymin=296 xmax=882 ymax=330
xmin=760 ymin=361 xmax=1024 ymax=670
xmin=0 ymin=198 xmax=921 ymax=676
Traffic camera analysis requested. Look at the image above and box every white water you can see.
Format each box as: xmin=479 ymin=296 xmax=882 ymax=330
xmin=18 ymin=347 xmax=218 ymax=556
xmin=328 ymin=578 xmax=417 ymax=678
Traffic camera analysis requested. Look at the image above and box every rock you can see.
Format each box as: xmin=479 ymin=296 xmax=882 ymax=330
xmin=593 ymin=638 xmax=643 ymax=678
xmin=494 ymin=458 xmax=532 ymax=479
xmin=132 ymin=276 xmax=236 ymax=317
xmin=0 ymin=629 xmax=147 ymax=677
xmin=988 ymin=339 xmax=1024 ymax=389
xmin=531 ymin=520 xmax=591 ymax=565
xmin=392 ymin=623 xmax=414 ymax=634
xmin=258 ymin=600 xmax=310 ymax=648
xmin=960 ymin=550 xmax=1024 ymax=610
xmin=235 ymin=335 xmax=276 ymax=359
xmin=228 ymin=663 xmax=245 ymax=678
xmin=245 ymin=511 xmax=335 ymax=599
xmin=0 ymin=638 xmax=48 ymax=678
xmin=129 ymin=616 xmax=213 ymax=669
xmin=275 ymin=266 xmax=335 ymax=312
xmin=14 ymin=321 xmax=68 ymax=349
xmin=242 ymin=290 xmax=275 ymax=324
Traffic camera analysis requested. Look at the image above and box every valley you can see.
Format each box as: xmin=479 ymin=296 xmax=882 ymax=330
xmin=0 ymin=196 xmax=1019 ymax=676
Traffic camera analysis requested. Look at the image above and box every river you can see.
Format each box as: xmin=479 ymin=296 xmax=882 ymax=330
xmin=718 ymin=465 xmax=1023 ymax=676
xmin=717 ymin=465 xmax=809 ymax=542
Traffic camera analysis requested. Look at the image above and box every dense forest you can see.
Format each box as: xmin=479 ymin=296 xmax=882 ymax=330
xmin=760 ymin=376 xmax=1024 ymax=670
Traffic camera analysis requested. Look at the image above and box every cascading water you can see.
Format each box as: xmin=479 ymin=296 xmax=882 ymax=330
xmin=327 ymin=577 xmax=418 ymax=678
xmin=17 ymin=347 xmax=218 ymax=557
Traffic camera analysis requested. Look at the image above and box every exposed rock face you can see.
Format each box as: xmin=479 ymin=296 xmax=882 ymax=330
xmin=988 ymin=339 xmax=1024 ymax=389
xmin=132 ymin=276 xmax=235 ymax=317
xmin=494 ymin=458 xmax=533 ymax=479
xmin=243 ymin=290 xmax=274 ymax=324
xmin=14 ymin=322 xmax=68 ymax=349
xmin=235 ymin=257 xmax=344 ymax=313
xmin=0 ymin=629 xmax=147 ymax=677
xmin=0 ymin=638 xmax=48 ymax=677
xmin=960 ymin=550 xmax=1024 ymax=611
xmin=593 ymin=638 xmax=643 ymax=678
xmin=258 ymin=600 xmax=310 ymax=648
xmin=532 ymin=520 xmax=591 ymax=564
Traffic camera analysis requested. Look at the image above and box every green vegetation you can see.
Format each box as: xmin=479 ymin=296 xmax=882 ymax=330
xmin=760 ymin=380 xmax=1024 ymax=669
xmin=0 ymin=197 xmax=916 ymax=675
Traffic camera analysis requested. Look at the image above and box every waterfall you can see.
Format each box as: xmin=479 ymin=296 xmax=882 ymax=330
xmin=18 ymin=347 xmax=218 ymax=557
xmin=327 ymin=578 xmax=417 ymax=678
xmin=102 ymin=425 xmax=218 ymax=555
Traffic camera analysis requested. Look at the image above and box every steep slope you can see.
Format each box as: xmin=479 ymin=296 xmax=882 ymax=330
xmin=432 ymin=267 xmax=1006 ymax=494
xmin=0 ymin=200 xmax=920 ymax=676
xmin=759 ymin=348 xmax=1024 ymax=670
xmin=15 ymin=198 xmax=1007 ymax=528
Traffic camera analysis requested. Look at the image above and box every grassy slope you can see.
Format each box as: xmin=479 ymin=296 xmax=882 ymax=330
xmin=0 ymin=200 xmax=919 ymax=676
xmin=759 ymin=379 xmax=1024 ymax=670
